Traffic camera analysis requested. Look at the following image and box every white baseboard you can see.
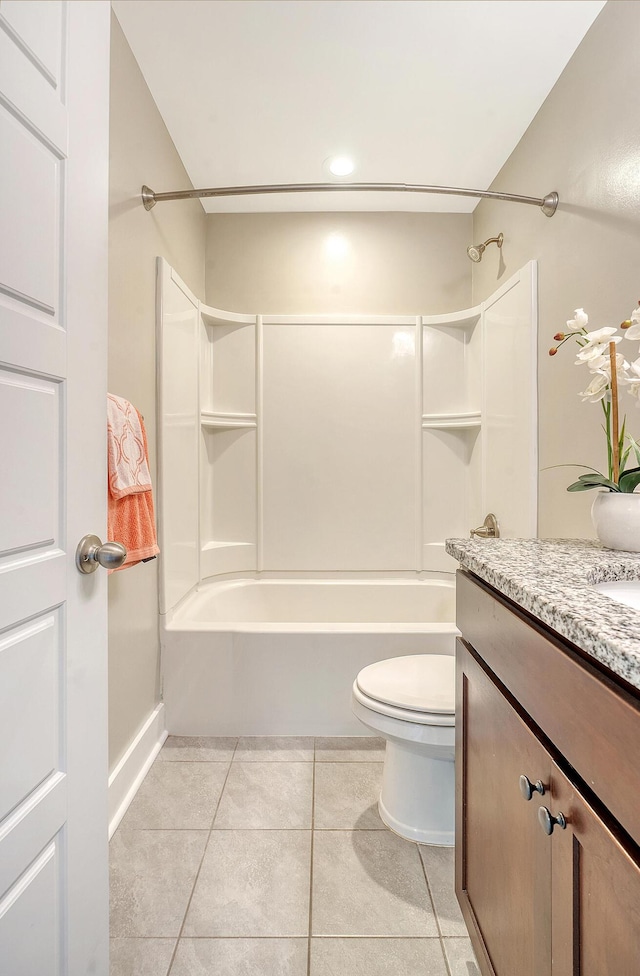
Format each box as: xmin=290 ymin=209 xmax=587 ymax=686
xmin=108 ymin=703 xmax=167 ymax=839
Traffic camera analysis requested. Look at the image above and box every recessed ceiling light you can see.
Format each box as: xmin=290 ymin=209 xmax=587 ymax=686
xmin=327 ymin=155 xmax=355 ymax=177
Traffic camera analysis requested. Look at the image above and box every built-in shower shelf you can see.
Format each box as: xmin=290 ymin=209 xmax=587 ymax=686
xmin=201 ymin=411 xmax=257 ymax=430
xmin=202 ymin=540 xmax=254 ymax=551
xmin=201 ymin=305 xmax=257 ymax=328
xmin=422 ymin=306 xmax=481 ymax=330
xmin=421 ymin=411 xmax=481 ymax=429
xmin=201 ymin=540 xmax=256 ymax=578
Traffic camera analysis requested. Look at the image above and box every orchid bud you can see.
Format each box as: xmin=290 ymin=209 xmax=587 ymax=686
xmin=553 ymin=332 xmax=565 ymax=341
xmin=621 ymin=320 xmax=632 ymax=330
xmin=549 ymin=347 xmax=558 ymax=356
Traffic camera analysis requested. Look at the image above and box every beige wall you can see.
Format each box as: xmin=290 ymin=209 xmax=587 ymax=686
xmin=205 ymin=212 xmax=471 ymax=314
xmin=472 ymin=0 xmax=640 ymax=539
xmin=108 ymin=14 xmax=206 ymax=772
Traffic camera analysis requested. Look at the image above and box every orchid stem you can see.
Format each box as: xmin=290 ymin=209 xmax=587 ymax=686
xmin=610 ymin=340 xmax=620 ymax=485
xmin=603 ymin=400 xmax=612 ymax=482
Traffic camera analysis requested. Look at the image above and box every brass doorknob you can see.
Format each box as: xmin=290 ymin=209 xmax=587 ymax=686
xmin=75 ymin=534 xmax=127 ymax=574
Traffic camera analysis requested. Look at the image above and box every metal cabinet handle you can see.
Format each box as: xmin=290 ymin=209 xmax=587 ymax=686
xmin=519 ymin=775 xmax=545 ymax=801
xmin=75 ymin=534 xmax=127 ymax=574
xmin=538 ymin=806 xmax=567 ymax=835
xmin=470 ymin=513 xmax=500 ymax=539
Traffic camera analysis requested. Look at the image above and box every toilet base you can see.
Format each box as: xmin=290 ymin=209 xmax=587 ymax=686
xmin=378 ymin=738 xmax=454 ymax=846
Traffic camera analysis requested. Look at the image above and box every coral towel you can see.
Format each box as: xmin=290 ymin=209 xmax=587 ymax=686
xmin=107 ymin=395 xmax=159 ymax=571
xmin=107 ymin=394 xmax=152 ymax=498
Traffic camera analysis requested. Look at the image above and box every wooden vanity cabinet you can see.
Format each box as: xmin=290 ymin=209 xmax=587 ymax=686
xmin=456 ymin=571 xmax=640 ymax=976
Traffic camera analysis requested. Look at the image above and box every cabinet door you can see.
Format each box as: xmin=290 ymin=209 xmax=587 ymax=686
xmin=456 ymin=639 xmax=552 ymax=976
xmin=549 ymin=761 xmax=640 ymax=976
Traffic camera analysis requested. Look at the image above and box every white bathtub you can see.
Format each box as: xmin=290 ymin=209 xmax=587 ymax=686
xmin=162 ymin=576 xmax=459 ymax=735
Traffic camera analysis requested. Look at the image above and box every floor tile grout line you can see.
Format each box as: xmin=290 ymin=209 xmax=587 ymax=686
xmin=165 ymin=738 xmax=239 ymax=976
xmin=114 ymin=826 xmax=391 ymax=833
xmin=307 ymin=752 xmax=316 ymax=976
xmin=418 ymin=849 xmax=453 ymax=976
xmin=111 ymin=934 xmax=446 ymax=941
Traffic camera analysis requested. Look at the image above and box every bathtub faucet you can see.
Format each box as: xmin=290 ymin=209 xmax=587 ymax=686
xmin=470 ymin=513 xmax=500 ymax=539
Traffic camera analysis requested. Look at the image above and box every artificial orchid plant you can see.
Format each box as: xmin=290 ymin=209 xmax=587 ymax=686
xmin=549 ymin=304 xmax=640 ymax=493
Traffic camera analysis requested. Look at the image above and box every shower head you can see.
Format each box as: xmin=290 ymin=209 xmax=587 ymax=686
xmin=466 ymin=232 xmax=504 ymax=263
xmin=467 ymin=244 xmax=483 ymax=263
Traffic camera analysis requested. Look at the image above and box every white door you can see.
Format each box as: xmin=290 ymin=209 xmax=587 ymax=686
xmin=0 ymin=2 xmax=110 ymax=974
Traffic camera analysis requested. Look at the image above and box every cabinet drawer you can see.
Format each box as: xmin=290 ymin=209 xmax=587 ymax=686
xmin=456 ymin=570 xmax=640 ymax=846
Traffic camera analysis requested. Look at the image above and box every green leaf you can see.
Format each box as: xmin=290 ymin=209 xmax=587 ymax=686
xmin=541 ymin=463 xmax=606 ymax=474
xmin=627 ymin=434 xmax=640 ymax=468
xmin=618 ymin=466 xmax=640 ymax=493
xmin=567 ymin=477 xmax=619 ymax=492
xmin=576 ymin=472 xmax=610 ymax=483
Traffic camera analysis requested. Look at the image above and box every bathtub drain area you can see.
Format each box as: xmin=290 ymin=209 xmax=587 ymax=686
xmin=109 ymin=736 xmax=478 ymax=975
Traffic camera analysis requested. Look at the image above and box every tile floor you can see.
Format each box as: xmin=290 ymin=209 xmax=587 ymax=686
xmin=110 ymin=736 xmax=480 ymax=976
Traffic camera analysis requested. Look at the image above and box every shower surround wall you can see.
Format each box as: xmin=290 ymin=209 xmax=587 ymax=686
xmin=160 ymin=259 xmax=536 ymax=591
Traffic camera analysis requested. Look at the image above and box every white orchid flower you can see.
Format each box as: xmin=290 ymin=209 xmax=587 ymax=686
xmin=567 ymin=308 xmax=589 ymax=330
xmin=624 ymin=308 xmax=640 ymax=340
xmin=583 ymin=353 xmax=610 ymax=371
xmin=583 ymin=327 xmax=619 ymax=344
xmin=578 ymin=372 xmax=609 ymax=403
xmin=624 ymin=379 xmax=640 ymax=405
xmin=575 ymin=336 xmax=621 ymax=368
xmin=606 ymin=355 xmax=631 ymax=384
xmin=618 ymin=356 xmax=640 ymax=384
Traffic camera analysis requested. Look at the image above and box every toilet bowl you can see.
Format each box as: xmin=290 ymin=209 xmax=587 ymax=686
xmin=351 ymin=654 xmax=455 ymax=846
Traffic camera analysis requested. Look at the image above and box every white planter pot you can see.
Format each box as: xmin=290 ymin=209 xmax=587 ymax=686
xmin=591 ymin=491 xmax=640 ymax=551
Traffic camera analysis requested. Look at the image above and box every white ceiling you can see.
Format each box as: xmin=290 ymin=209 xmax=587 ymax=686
xmin=112 ymin=0 xmax=605 ymax=213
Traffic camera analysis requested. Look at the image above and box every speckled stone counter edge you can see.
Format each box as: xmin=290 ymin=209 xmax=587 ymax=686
xmin=445 ymin=538 xmax=640 ymax=691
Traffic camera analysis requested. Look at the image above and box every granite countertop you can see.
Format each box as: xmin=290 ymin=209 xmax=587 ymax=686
xmin=445 ymin=538 xmax=640 ymax=692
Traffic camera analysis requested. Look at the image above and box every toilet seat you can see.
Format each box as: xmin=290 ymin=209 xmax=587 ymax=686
xmin=353 ymin=682 xmax=455 ymax=726
xmin=354 ymin=654 xmax=455 ymax=725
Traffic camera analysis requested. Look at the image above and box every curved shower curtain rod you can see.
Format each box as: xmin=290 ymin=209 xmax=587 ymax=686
xmin=141 ymin=182 xmax=559 ymax=216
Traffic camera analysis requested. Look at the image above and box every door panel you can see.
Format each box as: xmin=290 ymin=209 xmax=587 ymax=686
xmin=0 ymin=367 xmax=60 ymax=554
xmin=457 ymin=638 xmax=552 ymax=976
xmin=0 ymin=613 xmax=60 ymax=817
xmin=0 ymin=841 xmax=62 ymax=975
xmin=0 ymin=108 xmax=60 ymax=311
xmin=0 ymin=0 xmax=63 ymax=83
xmin=0 ymin=11 xmax=68 ymax=150
xmin=550 ymin=761 xmax=640 ymax=976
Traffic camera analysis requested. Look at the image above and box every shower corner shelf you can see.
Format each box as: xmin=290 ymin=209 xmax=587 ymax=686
xmin=200 ymin=304 xmax=256 ymax=328
xmin=201 ymin=540 xmax=256 ymax=578
xmin=202 ymin=540 xmax=255 ymax=552
xmin=422 ymin=306 xmax=481 ymax=330
xmin=201 ymin=411 xmax=257 ymax=430
xmin=421 ymin=411 xmax=481 ymax=430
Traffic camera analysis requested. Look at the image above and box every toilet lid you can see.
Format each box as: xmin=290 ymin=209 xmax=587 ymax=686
xmin=356 ymin=654 xmax=455 ymax=714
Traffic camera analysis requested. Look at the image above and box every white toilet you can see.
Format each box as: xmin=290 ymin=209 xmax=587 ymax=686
xmin=351 ymin=654 xmax=456 ymax=846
